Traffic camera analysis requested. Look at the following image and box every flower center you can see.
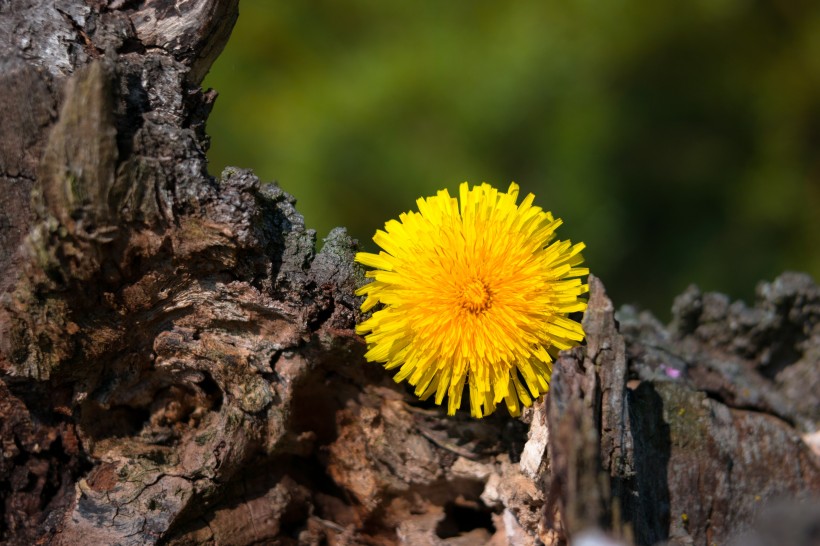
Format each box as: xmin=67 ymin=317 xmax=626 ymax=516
xmin=459 ymin=278 xmax=492 ymax=314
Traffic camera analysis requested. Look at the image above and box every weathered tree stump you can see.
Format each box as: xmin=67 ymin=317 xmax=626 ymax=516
xmin=1 ymin=2 xmax=817 ymax=545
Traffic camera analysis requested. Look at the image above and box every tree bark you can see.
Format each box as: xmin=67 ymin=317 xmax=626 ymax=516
xmin=1 ymin=2 xmax=818 ymax=545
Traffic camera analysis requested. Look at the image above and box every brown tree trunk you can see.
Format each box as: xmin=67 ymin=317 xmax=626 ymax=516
xmin=1 ymin=2 xmax=818 ymax=545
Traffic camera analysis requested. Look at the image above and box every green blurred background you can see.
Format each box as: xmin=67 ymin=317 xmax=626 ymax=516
xmin=204 ymin=1 xmax=820 ymax=318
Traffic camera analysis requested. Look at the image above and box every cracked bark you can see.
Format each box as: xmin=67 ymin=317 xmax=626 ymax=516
xmin=1 ymin=2 xmax=818 ymax=545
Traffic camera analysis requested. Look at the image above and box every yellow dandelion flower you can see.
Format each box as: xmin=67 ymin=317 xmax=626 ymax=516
xmin=355 ymin=182 xmax=589 ymax=418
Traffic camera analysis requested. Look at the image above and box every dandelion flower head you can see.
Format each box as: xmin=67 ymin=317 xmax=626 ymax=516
xmin=355 ymin=182 xmax=588 ymax=418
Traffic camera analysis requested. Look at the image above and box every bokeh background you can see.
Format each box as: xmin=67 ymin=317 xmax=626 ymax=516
xmin=204 ymin=1 xmax=820 ymax=318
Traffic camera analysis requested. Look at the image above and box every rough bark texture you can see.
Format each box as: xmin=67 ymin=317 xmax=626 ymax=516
xmin=1 ymin=2 xmax=818 ymax=546
xmin=547 ymin=275 xmax=820 ymax=546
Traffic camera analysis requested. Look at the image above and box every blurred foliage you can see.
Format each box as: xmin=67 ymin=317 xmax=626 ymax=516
xmin=205 ymin=0 xmax=820 ymax=317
